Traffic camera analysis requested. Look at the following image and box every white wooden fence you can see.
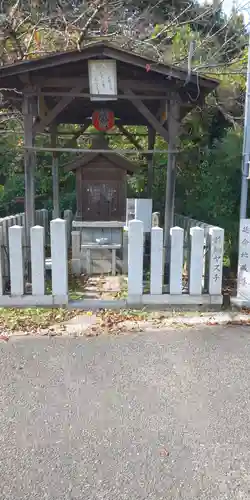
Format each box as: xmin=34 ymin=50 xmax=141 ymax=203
xmin=0 ymin=217 xmax=224 ymax=308
xmin=0 ymin=208 xmax=74 ymax=247
xmin=128 ymin=220 xmax=224 ymax=306
xmin=0 ymin=219 xmax=68 ymax=306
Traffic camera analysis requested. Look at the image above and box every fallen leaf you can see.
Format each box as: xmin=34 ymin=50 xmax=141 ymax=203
xmin=159 ymin=448 xmax=169 ymax=457
xmin=0 ymin=335 xmax=9 ymax=342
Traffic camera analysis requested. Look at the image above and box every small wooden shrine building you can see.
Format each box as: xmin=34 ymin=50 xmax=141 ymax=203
xmin=0 ymin=41 xmax=218 ymax=243
xmin=63 ymin=136 xmax=137 ymax=222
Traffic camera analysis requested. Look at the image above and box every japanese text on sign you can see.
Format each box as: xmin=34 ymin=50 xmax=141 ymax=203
xmin=238 ymin=220 xmax=250 ymax=296
xmin=88 ymin=60 xmax=117 ymax=101
xmin=211 ymin=234 xmax=223 ymax=284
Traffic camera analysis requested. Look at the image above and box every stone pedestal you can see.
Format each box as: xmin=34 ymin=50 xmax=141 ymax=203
xmin=71 ymin=221 xmax=126 ymax=275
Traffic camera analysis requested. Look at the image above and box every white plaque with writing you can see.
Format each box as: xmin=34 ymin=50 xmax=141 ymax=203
xmin=208 ymin=227 xmax=224 ymax=295
xmin=88 ymin=59 xmax=117 ymax=101
xmin=238 ymin=218 xmax=250 ymax=299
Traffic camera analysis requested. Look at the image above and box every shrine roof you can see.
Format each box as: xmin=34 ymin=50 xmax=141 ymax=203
xmin=0 ymin=41 xmax=218 ymax=126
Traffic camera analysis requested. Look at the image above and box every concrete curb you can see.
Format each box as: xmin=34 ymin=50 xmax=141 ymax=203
xmin=61 ymin=311 xmax=250 ymax=336
xmin=3 ymin=311 xmax=250 ymax=340
xmin=150 ymin=312 xmax=250 ymax=328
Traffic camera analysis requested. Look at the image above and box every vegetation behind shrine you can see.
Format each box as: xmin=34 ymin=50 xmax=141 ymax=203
xmin=0 ymin=0 xmax=248 ymax=267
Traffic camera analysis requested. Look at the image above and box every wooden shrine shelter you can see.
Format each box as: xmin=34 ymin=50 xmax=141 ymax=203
xmin=0 ymin=41 xmax=218 ymax=242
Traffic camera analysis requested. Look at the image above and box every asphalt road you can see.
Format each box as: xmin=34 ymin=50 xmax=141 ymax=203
xmin=1 ymin=326 xmax=250 ymax=499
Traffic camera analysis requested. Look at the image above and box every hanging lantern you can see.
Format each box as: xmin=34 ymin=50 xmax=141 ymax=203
xmin=92 ymin=109 xmax=115 ymax=131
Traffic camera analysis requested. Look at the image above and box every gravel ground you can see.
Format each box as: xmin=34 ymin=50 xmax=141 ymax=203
xmin=1 ymin=325 xmax=250 ymax=499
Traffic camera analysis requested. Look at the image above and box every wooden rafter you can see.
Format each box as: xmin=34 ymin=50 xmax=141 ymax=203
xmin=34 ymin=83 xmax=85 ymax=134
xmin=147 ymin=125 xmax=156 ymax=197
xmin=38 ymin=94 xmax=49 ymax=120
xmin=120 ymin=85 xmax=169 ymax=143
xmin=64 ymin=123 xmax=89 ymax=148
xmin=116 ymin=124 xmax=143 ymax=151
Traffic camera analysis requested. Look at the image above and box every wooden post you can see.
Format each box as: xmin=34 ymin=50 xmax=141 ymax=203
xmin=51 ymin=127 xmax=60 ymax=218
xmin=23 ymin=94 xmax=35 ymax=240
xmin=163 ymin=100 xmax=180 ymax=260
xmin=147 ymin=126 xmax=156 ymax=198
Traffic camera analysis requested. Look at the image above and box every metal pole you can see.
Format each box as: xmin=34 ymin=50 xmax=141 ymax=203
xmin=240 ymin=33 xmax=250 ymax=219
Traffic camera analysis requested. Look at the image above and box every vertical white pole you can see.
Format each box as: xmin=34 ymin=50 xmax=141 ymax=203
xmin=240 ymin=32 xmax=250 ymax=220
xmin=128 ymin=220 xmax=144 ymax=298
xmin=150 ymin=226 xmax=163 ymax=295
xmin=31 ymin=225 xmax=45 ymax=296
xmin=51 ymin=218 xmax=68 ymax=302
xmin=189 ymin=227 xmax=204 ymax=295
xmin=9 ymin=225 xmax=24 ymax=296
xmin=170 ymin=226 xmax=184 ymax=294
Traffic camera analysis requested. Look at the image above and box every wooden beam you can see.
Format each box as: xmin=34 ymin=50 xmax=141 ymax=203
xmin=15 ymin=130 xmax=149 ymax=137
xmin=19 ymin=74 xmax=31 ymax=85
xmin=65 ymin=123 xmax=89 ymax=148
xmin=51 ymin=126 xmax=60 ymax=218
xmin=24 ymin=146 xmax=175 ymax=154
xmin=34 ymin=83 xmax=85 ymax=134
xmin=38 ymin=95 xmax=49 ymax=120
xmin=33 ymin=91 xmax=171 ymax=100
xmin=147 ymin=126 xmax=156 ymax=197
xmin=120 ymin=85 xmax=169 ymax=143
xmin=31 ymin=76 xmax=171 ymax=94
xmin=23 ymin=95 xmax=35 ymax=239
xmin=116 ymin=124 xmax=143 ymax=150
xmin=163 ymin=100 xmax=181 ymax=256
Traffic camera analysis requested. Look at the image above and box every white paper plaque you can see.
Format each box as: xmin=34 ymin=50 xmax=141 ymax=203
xmin=88 ymin=59 xmax=117 ymax=101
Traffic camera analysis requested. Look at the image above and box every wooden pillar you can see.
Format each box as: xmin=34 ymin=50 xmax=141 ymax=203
xmin=163 ymin=100 xmax=180 ymax=256
xmin=147 ymin=126 xmax=156 ymax=198
xmin=23 ymin=94 xmax=35 ymax=240
xmin=51 ymin=127 xmax=60 ymax=218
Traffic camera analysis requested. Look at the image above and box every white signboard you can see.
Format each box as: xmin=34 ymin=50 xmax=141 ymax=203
xmin=238 ymin=219 xmax=250 ymax=300
xmin=88 ymin=60 xmax=117 ymax=101
xmin=135 ymin=199 xmax=153 ymax=233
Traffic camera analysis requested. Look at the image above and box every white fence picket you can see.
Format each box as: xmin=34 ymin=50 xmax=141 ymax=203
xmin=128 ymin=219 xmax=143 ymax=297
xmin=9 ymin=225 xmax=24 ymax=296
xmin=189 ymin=227 xmax=204 ymax=295
xmin=150 ymin=226 xmax=163 ymax=295
xmin=170 ymin=227 xmax=184 ymax=294
xmin=31 ymin=226 xmax=45 ymax=296
xmin=208 ymin=227 xmax=224 ymax=295
xmin=51 ymin=218 xmax=68 ymax=303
